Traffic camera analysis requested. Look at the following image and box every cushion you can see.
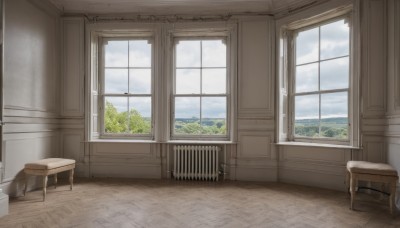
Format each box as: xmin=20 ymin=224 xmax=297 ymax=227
xmin=25 ymin=158 xmax=75 ymax=170
xmin=347 ymin=161 xmax=398 ymax=177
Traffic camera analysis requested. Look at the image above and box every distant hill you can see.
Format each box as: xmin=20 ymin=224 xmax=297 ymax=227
xmin=295 ymin=117 xmax=348 ymax=125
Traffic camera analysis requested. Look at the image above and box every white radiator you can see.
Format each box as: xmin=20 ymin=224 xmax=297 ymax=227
xmin=173 ymin=145 xmax=220 ymax=181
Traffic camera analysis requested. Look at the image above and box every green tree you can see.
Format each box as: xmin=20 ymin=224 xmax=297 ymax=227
xmin=129 ymin=109 xmax=151 ymax=134
xmin=105 ymin=101 xmax=151 ymax=134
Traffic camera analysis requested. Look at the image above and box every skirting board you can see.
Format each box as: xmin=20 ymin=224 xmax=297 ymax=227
xmin=279 ymin=169 xmax=346 ymax=192
xmin=233 ymin=167 xmax=278 ymax=182
xmin=90 ymin=164 xmax=161 ymax=179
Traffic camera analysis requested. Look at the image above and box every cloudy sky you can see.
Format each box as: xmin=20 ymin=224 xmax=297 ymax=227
xmin=295 ymin=19 xmax=349 ymax=120
xmin=104 ymin=39 xmax=227 ymax=120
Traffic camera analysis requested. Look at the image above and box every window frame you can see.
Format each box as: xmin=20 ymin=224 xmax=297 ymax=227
xmin=277 ymin=9 xmax=360 ymax=146
xmin=98 ymin=35 xmax=155 ymax=140
xmin=289 ymin=14 xmax=352 ymax=144
xmin=169 ymin=33 xmax=233 ymax=141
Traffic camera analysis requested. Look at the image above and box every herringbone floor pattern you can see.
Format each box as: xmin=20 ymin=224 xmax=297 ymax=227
xmin=0 ymin=178 xmax=399 ymax=228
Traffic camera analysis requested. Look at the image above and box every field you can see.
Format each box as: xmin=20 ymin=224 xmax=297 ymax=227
xmin=295 ymin=117 xmax=348 ymax=139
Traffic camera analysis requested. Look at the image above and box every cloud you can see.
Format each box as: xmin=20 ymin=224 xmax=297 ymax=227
xmin=129 ymin=97 xmax=152 ymax=117
xmin=105 ymin=41 xmax=129 ymax=67
xmin=296 ymin=19 xmax=349 ymax=65
xmin=202 ymin=69 xmax=226 ymax=94
xmin=320 ymin=20 xmax=349 ymax=60
xmin=106 ymin=97 xmax=127 ymax=113
xmin=320 ymin=57 xmax=349 ymax=90
xmin=174 ymin=97 xmax=227 ymax=119
xmin=295 ymin=92 xmax=348 ymax=120
xmin=296 ymin=63 xmax=318 ymax=93
xmin=176 ymin=41 xmax=201 ymax=67
xmin=105 ymin=69 xmax=128 ymax=93
xmin=105 ymin=96 xmax=152 ymax=118
xmin=129 ymin=69 xmax=151 ymax=94
xmin=175 ymin=97 xmax=200 ymax=118
xmin=295 ymin=95 xmax=319 ymax=119
xmin=202 ymin=40 xmax=226 ymax=67
xmin=202 ymin=97 xmax=226 ymax=118
xmin=176 ymin=69 xmax=201 ymax=94
xmin=321 ymin=92 xmax=347 ymax=118
xmin=129 ymin=40 xmax=151 ymax=67
xmin=296 ymin=27 xmax=319 ymax=65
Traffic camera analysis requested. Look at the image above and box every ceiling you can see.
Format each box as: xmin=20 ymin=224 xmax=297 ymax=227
xmin=48 ymin=0 xmax=323 ymax=16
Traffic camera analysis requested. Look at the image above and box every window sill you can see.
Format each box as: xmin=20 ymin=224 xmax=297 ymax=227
xmin=275 ymin=141 xmax=361 ymax=150
xmin=86 ymin=139 xmax=158 ymax=144
xmin=84 ymin=139 xmax=237 ymax=144
xmin=167 ymin=140 xmax=237 ymax=144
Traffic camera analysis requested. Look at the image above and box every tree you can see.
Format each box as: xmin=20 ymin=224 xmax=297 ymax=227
xmin=105 ymin=101 xmax=151 ymax=134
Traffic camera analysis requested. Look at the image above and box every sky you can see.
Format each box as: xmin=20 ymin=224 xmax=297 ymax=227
xmin=104 ymin=39 xmax=227 ymax=120
xmin=295 ymin=19 xmax=350 ymax=120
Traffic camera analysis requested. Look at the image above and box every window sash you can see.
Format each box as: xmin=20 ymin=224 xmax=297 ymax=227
xmin=171 ymin=37 xmax=229 ymax=139
xmin=290 ymin=16 xmax=351 ymax=143
xmin=99 ymin=37 xmax=154 ymax=138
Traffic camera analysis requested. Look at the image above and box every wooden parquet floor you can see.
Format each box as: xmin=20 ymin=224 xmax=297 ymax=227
xmin=0 ymin=178 xmax=399 ymax=228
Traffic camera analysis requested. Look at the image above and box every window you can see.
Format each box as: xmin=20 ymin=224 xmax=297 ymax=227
xmin=100 ymin=38 xmax=153 ymax=138
xmin=172 ymin=38 xmax=229 ymax=139
xmin=290 ymin=17 xmax=350 ymax=141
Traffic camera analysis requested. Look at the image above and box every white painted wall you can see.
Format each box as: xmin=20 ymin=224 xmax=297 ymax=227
xmin=0 ymin=0 xmax=395 ymax=197
xmin=1 ymin=0 xmax=61 ymax=196
xmin=386 ymin=0 xmax=400 ymax=206
xmin=58 ymin=0 xmax=399 ymax=192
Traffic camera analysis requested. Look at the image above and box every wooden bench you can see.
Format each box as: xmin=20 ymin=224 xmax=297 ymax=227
xmin=24 ymin=158 xmax=76 ymax=201
xmin=346 ymin=161 xmax=398 ymax=214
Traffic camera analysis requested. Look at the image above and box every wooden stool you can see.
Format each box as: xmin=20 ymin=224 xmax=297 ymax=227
xmin=346 ymin=161 xmax=398 ymax=214
xmin=24 ymin=158 xmax=76 ymax=201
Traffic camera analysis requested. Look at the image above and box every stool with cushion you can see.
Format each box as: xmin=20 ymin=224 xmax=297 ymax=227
xmin=346 ymin=161 xmax=398 ymax=214
xmin=24 ymin=158 xmax=76 ymax=201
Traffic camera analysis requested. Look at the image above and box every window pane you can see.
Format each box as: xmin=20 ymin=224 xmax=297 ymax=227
xmin=176 ymin=40 xmax=201 ymax=67
xmin=320 ymin=57 xmax=349 ymax=90
xmin=176 ymin=69 xmax=200 ymax=94
xmin=129 ymin=69 xmax=151 ymax=94
xmin=295 ymin=63 xmax=318 ymax=93
xmin=202 ymin=69 xmax=226 ymax=94
xmin=202 ymin=40 xmax=226 ymax=67
xmin=296 ymin=27 xmax=319 ymax=65
xmin=129 ymin=40 xmax=151 ymax=67
xmin=174 ymin=97 xmax=201 ymax=135
xmin=202 ymin=97 xmax=226 ymax=135
xmin=320 ymin=19 xmax=349 ymax=60
xmin=129 ymin=97 xmax=152 ymax=134
xmin=105 ymin=69 xmax=128 ymax=94
xmin=104 ymin=97 xmax=128 ymax=134
xmin=321 ymin=92 xmax=348 ymax=139
xmin=105 ymin=40 xmax=128 ymax=67
xmin=295 ymin=95 xmax=319 ymax=137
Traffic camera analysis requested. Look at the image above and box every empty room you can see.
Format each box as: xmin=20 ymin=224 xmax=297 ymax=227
xmin=0 ymin=0 xmax=400 ymax=227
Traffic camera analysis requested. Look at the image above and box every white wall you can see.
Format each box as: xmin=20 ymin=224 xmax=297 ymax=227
xmin=1 ymin=0 xmax=61 ymax=196
xmin=386 ymin=0 xmax=400 ymax=205
xmin=60 ymin=16 xmax=276 ymax=181
xmin=58 ymin=0 xmax=398 ymax=193
xmin=0 ymin=0 xmax=394 ymax=199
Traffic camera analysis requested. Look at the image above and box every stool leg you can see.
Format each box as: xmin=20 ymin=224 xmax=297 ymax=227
xmin=350 ymin=173 xmax=356 ymax=210
xmin=346 ymin=170 xmax=350 ymax=194
xmin=54 ymin=173 xmax=58 ymax=189
xmin=380 ymin=183 xmax=385 ymax=200
xmin=390 ymin=180 xmax=397 ymax=215
xmin=43 ymin=175 xmax=48 ymax=201
xmin=69 ymin=169 xmax=74 ymax=190
xmin=24 ymin=175 xmax=28 ymax=196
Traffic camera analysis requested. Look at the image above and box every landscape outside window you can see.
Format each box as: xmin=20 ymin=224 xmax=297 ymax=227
xmin=173 ymin=39 xmax=227 ymax=136
xmin=294 ymin=19 xmax=349 ymax=140
xmin=103 ymin=39 xmax=152 ymax=135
